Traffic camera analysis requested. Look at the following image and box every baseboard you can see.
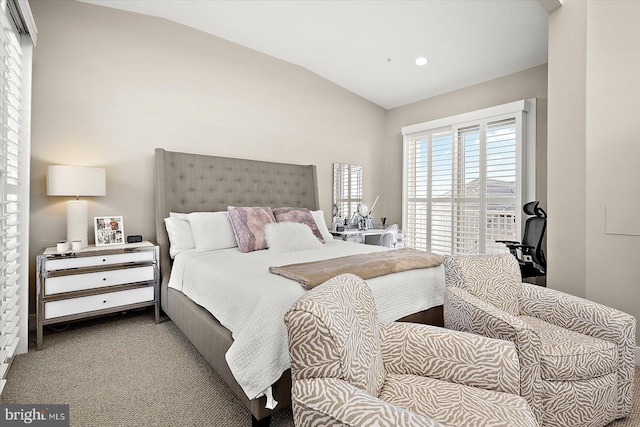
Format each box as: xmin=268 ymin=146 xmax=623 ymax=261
xmin=636 ymin=346 xmax=640 ymax=367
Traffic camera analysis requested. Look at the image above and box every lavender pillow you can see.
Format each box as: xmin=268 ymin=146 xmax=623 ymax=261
xmin=272 ymin=207 xmax=325 ymax=243
xmin=227 ymin=206 xmax=276 ymax=253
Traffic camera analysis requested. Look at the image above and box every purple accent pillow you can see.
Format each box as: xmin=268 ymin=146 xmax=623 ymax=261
xmin=227 ymin=206 xmax=276 ymax=253
xmin=272 ymin=207 xmax=325 ymax=243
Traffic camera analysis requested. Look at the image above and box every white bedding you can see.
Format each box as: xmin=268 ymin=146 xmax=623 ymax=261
xmin=168 ymin=239 xmax=444 ymax=401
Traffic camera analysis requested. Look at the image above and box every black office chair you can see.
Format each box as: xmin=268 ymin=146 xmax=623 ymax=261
xmin=497 ymin=201 xmax=547 ymax=279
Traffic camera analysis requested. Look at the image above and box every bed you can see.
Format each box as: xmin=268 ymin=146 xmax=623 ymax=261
xmin=154 ymin=148 xmax=444 ymax=425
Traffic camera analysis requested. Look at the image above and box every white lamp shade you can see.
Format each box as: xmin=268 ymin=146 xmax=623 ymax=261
xmin=47 ymin=165 xmax=106 ymax=249
xmin=47 ymin=165 xmax=106 ymax=197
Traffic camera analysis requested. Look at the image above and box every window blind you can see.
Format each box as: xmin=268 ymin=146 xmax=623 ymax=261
xmin=484 ymin=118 xmax=518 ymax=254
xmin=0 ymin=0 xmax=32 ymax=395
xmin=403 ymin=101 xmax=532 ymax=256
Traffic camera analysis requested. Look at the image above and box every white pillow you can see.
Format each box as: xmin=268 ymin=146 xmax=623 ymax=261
xmin=265 ymin=222 xmax=323 ymax=253
xmin=187 ymin=211 xmax=238 ymax=251
xmin=311 ymin=210 xmax=333 ymax=242
xmin=170 ymin=212 xmax=189 ymax=220
xmin=164 ymin=217 xmax=196 ymax=258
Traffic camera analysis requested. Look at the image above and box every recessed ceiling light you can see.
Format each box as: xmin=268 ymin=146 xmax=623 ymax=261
xmin=415 ymin=57 xmax=428 ymax=66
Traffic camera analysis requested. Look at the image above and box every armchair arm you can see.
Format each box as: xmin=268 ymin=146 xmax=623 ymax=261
xmin=445 ymin=286 xmax=543 ymax=425
xmin=520 ymin=283 xmax=636 ymax=343
xmin=379 ymin=322 xmax=520 ymax=395
xmin=445 ymin=286 xmax=537 ymax=343
xmin=520 ymin=283 xmax=636 ymax=417
xmin=291 ymin=378 xmax=444 ymax=427
xmin=507 ymin=244 xmax=535 ymax=250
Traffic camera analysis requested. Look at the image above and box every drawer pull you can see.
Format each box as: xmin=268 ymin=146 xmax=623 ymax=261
xmin=103 ymin=300 xmax=107 ymax=304
xmin=102 ymin=278 xmax=107 ymax=281
xmin=102 ymin=259 xmax=106 ymax=262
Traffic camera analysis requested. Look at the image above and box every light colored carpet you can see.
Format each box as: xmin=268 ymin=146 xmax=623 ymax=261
xmin=2 ymin=310 xmax=638 ymax=427
xmin=3 ymin=310 xmax=292 ymax=427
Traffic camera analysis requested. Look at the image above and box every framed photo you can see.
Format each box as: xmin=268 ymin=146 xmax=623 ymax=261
xmin=94 ymin=216 xmax=125 ymax=246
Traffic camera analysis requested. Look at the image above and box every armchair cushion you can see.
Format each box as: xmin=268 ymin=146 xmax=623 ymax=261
xmin=520 ymin=315 xmax=618 ymax=381
xmin=379 ymin=321 xmax=521 ymax=395
xmin=380 ymin=374 xmax=538 ymax=427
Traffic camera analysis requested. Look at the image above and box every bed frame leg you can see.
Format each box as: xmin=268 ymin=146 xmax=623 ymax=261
xmin=252 ymin=414 xmax=271 ymax=427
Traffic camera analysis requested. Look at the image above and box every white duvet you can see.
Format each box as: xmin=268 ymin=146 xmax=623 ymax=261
xmin=168 ymin=240 xmax=444 ymax=401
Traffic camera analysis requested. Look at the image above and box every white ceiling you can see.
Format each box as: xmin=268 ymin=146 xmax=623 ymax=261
xmin=79 ymin=0 xmax=549 ymax=110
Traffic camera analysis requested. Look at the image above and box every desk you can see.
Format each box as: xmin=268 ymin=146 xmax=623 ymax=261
xmin=330 ymin=229 xmax=384 ymax=245
xmin=330 ymin=229 xmax=404 ymax=246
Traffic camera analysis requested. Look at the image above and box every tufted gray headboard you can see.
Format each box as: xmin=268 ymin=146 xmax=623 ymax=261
xmin=154 ymin=148 xmax=319 ymax=309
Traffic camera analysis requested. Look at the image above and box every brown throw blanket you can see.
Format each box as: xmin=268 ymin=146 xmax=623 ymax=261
xmin=269 ymin=248 xmax=444 ymax=289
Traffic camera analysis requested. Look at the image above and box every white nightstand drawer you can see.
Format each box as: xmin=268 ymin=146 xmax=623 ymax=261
xmin=44 ymin=251 xmax=155 ymax=271
xmin=44 ymin=286 xmax=154 ymax=320
xmin=44 ymin=266 xmax=155 ymax=295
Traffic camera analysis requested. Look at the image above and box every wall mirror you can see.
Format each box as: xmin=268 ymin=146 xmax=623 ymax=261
xmin=332 ymin=163 xmax=362 ymax=226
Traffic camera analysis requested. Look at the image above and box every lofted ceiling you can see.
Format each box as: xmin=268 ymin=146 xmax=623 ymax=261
xmin=79 ymin=0 xmax=549 ymax=110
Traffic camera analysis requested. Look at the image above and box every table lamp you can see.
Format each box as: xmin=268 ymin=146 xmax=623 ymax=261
xmin=47 ymin=165 xmax=106 ymax=248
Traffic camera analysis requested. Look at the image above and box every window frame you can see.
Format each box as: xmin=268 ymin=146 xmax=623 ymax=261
xmin=401 ymin=99 xmax=536 ymax=255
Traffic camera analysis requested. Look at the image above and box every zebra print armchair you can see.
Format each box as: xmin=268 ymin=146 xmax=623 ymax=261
xmin=444 ymin=254 xmax=636 ymax=427
xmin=284 ymin=274 xmax=538 ymax=427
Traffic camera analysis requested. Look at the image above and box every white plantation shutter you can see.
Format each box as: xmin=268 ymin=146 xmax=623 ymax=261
xmin=0 ymin=0 xmax=33 ymax=395
xmin=431 ymin=132 xmax=454 ymax=254
xmin=484 ymin=118 xmax=518 ymax=254
xmin=405 ymin=133 xmax=429 ymax=251
xmin=402 ymin=100 xmax=534 ymax=256
xmin=453 ymin=125 xmax=481 ymax=254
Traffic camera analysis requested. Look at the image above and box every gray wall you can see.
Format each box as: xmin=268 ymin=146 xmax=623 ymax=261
xmin=547 ymin=0 xmax=640 ymax=338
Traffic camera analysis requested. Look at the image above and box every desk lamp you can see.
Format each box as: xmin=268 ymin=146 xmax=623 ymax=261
xmin=47 ymin=165 xmax=106 ymax=248
xmin=356 ymin=195 xmax=379 ymax=230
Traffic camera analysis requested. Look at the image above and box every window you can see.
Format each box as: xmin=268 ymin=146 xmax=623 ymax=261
xmin=402 ymin=100 xmax=535 ymax=255
xmin=0 ymin=0 xmax=35 ymax=394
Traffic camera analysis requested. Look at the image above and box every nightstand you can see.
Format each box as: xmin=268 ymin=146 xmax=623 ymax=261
xmin=35 ymin=241 xmax=160 ymax=351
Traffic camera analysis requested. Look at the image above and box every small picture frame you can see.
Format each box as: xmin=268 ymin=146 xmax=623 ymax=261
xmin=94 ymin=216 xmax=125 ymax=246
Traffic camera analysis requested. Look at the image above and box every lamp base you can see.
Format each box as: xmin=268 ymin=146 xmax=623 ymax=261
xmin=67 ymin=200 xmax=88 ymax=248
